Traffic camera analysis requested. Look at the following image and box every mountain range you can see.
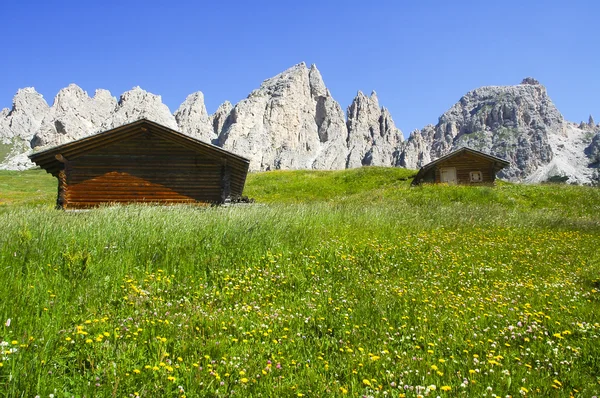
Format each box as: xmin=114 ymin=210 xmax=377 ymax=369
xmin=1 ymin=63 xmax=598 ymax=184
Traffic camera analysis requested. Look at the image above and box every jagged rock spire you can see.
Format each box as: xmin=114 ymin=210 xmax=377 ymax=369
xmin=346 ymin=90 xmax=403 ymax=168
xmin=174 ymin=91 xmax=215 ymax=142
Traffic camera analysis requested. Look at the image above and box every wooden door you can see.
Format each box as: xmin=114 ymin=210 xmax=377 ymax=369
xmin=440 ymin=167 xmax=457 ymax=184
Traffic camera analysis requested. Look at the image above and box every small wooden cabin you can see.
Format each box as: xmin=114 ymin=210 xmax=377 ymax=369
xmin=29 ymin=119 xmax=250 ymax=209
xmin=411 ymin=147 xmax=509 ymax=186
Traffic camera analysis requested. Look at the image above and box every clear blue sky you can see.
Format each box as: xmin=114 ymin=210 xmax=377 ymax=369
xmin=1 ymin=0 xmax=598 ymax=136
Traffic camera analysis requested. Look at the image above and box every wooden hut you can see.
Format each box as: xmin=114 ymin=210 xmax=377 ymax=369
xmin=411 ymin=147 xmax=509 ymax=186
xmin=29 ymin=119 xmax=250 ymax=209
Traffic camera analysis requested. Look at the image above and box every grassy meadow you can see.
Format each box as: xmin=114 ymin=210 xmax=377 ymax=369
xmin=0 ymin=168 xmax=599 ymax=397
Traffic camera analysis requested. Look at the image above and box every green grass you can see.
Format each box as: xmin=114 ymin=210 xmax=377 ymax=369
xmin=244 ymin=167 xmax=417 ymax=203
xmin=0 ymin=168 xmax=599 ymax=397
xmin=0 ymin=169 xmax=56 ymax=207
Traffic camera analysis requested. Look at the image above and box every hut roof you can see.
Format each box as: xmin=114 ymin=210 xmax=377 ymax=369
xmin=29 ymin=119 xmax=250 ymax=176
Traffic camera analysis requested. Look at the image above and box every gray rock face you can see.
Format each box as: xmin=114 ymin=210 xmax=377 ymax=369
xmin=585 ymin=132 xmax=600 ymax=167
xmin=30 ymin=86 xmax=180 ymax=150
xmin=107 ymin=87 xmax=178 ymax=131
xmin=218 ymin=63 xmax=349 ymax=171
xmin=31 ymin=84 xmax=117 ymax=148
xmin=399 ymin=82 xmax=560 ymax=179
xmin=0 ymin=88 xmax=50 ymax=165
xmin=211 ymin=101 xmax=233 ymax=140
xmin=0 ymin=88 xmax=50 ymax=144
xmin=396 ymin=126 xmax=434 ymax=168
xmin=346 ymin=91 xmax=403 ymax=168
xmin=174 ymin=92 xmax=215 ymax=143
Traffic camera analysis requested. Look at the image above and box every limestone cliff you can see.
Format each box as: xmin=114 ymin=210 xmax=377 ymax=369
xmin=174 ymin=92 xmax=215 ymax=143
xmin=218 ymin=63 xmax=349 ymax=171
xmin=346 ymin=91 xmax=403 ymax=168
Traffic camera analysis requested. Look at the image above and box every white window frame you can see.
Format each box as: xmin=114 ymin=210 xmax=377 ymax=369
xmin=470 ymin=171 xmax=483 ymax=182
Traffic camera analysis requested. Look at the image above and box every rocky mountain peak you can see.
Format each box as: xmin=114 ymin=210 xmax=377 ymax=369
xmin=109 ymin=87 xmax=177 ymax=130
xmin=31 ymin=84 xmax=117 ymax=148
xmin=0 ymin=87 xmax=49 ymax=144
xmin=218 ymin=62 xmax=349 ymax=171
xmin=308 ymin=64 xmax=327 ymax=98
xmin=53 ymin=84 xmax=91 ymax=110
xmin=346 ymin=89 xmax=402 ymax=168
xmin=93 ymin=88 xmax=114 ymax=102
xmin=249 ymin=62 xmax=311 ymax=100
xmin=211 ymin=101 xmax=234 ymax=140
xmin=11 ymin=87 xmax=47 ymax=111
xmin=174 ymin=91 xmax=214 ymax=142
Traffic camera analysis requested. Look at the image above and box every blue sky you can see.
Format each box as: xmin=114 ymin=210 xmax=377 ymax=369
xmin=1 ymin=0 xmax=598 ymax=136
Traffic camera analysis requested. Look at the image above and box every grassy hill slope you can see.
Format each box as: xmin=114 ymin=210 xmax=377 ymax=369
xmin=0 ymin=168 xmax=599 ymax=396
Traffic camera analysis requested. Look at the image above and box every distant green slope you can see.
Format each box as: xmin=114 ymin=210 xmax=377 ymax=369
xmin=0 ymin=169 xmax=56 ymax=206
xmin=244 ymin=167 xmax=417 ymax=202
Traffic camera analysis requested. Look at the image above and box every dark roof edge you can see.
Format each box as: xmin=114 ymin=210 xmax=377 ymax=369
xmin=424 ymin=147 xmax=509 ymax=171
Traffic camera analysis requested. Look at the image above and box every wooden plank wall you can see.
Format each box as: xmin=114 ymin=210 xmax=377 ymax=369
xmin=434 ymin=152 xmax=496 ymax=184
xmin=62 ymin=132 xmax=229 ymax=208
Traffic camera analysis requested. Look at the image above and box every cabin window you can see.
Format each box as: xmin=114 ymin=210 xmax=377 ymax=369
xmin=470 ymin=171 xmax=483 ymax=182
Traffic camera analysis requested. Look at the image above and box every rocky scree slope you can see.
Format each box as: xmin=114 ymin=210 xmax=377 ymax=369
xmin=0 ymin=67 xmax=598 ymax=184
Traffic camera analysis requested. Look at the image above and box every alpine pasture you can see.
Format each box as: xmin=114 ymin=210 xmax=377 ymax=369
xmin=0 ymin=168 xmax=599 ymax=397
